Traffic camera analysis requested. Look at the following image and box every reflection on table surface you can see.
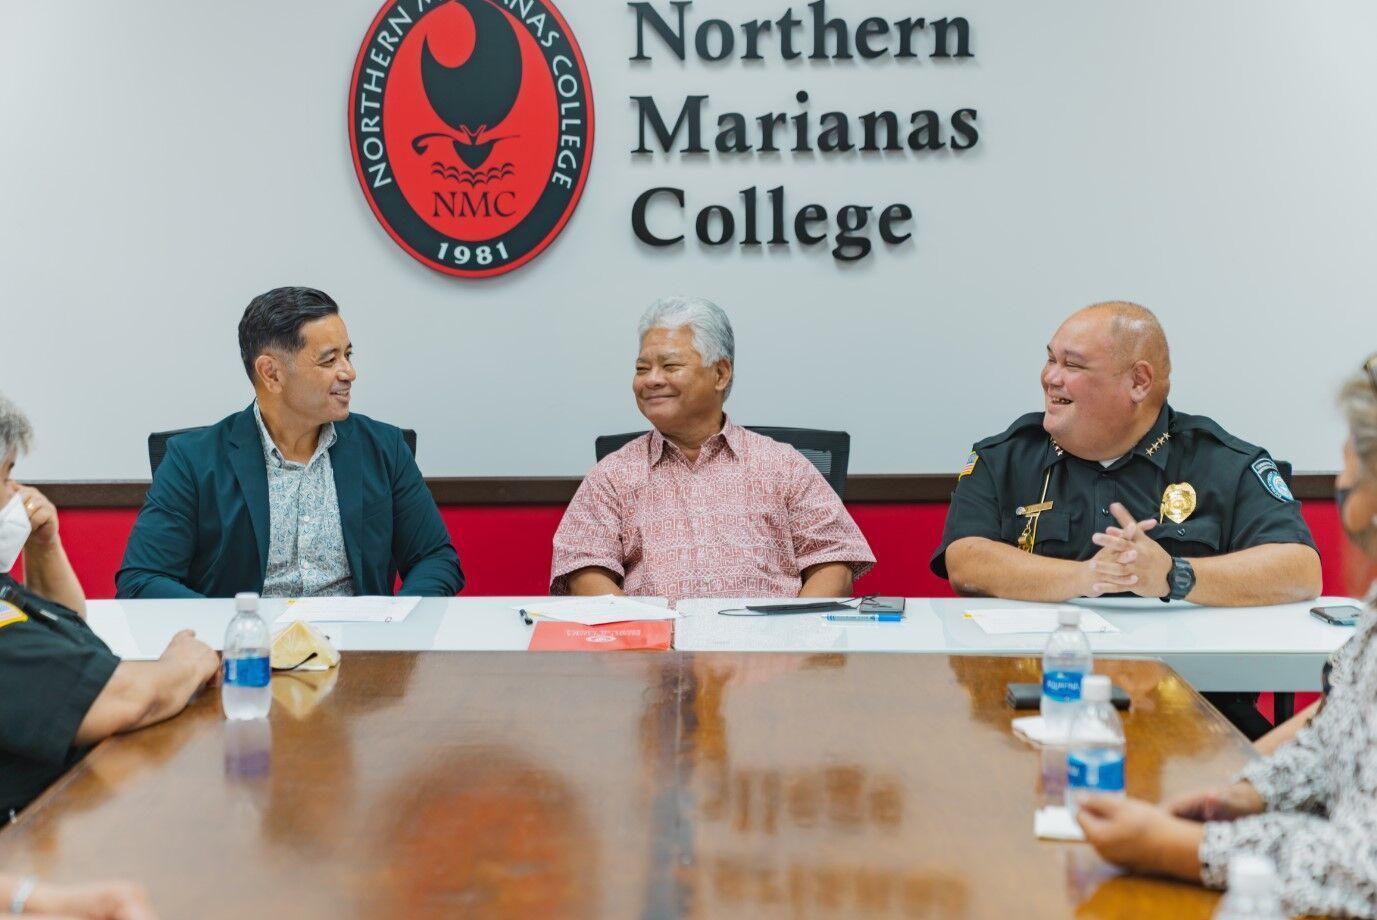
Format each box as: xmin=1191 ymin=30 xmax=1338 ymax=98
xmin=0 ymin=652 xmax=1252 ymax=919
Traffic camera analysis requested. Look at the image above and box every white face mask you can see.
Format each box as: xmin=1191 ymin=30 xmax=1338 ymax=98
xmin=0 ymin=492 xmax=32 ymax=573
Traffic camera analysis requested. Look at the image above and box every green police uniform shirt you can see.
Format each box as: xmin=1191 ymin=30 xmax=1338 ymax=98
xmin=0 ymin=573 xmax=119 ymax=818
xmin=930 ymin=404 xmax=1317 ymax=580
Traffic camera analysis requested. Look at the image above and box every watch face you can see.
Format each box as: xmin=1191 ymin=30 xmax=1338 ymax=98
xmin=1170 ymin=559 xmax=1195 ymax=598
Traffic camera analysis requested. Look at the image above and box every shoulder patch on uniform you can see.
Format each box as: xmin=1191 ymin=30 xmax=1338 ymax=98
xmin=958 ymin=452 xmax=978 ymax=480
xmin=0 ymin=600 xmax=28 ymax=631
xmin=1251 ymin=457 xmax=1294 ymax=502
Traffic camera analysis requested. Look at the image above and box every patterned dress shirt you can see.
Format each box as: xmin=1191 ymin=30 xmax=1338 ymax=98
xmin=1198 ymin=605 xmax=1377 ymax=916
xmin=254 ymin=403 xmax=354 ymax=598
xmin=550 ymin=419 xmax=875 ymax=604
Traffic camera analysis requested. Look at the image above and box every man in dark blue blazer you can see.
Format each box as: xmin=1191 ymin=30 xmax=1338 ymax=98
xmin=117 ymin=287 xmax=463 ymax=599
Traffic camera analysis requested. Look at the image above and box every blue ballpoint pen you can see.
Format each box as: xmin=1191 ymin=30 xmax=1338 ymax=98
xmin=822 ymin=613 xmax=903 ymax=623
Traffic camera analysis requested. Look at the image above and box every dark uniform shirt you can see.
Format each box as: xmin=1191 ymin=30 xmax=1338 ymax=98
xmin=931 ymin=404 xmax=1316 ymax=579
xmin=0 ymin=573 xmax=119 ymax=819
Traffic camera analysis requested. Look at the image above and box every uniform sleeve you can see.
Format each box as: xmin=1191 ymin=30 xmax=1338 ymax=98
xmin=1226 ymin=451 xmax=1317 ymax=552
xmin=550 ymin=464 xmax=627 ymax=594
xmin=0 ymin=618 xmax=119 ymax=766
xmin=930 ymin=450 xmax=1003 ymax=579
xmin=1200 ymin=813 xmax=1377 ymax=917
xmin=786 ymin=455 xmax=875 ymax=580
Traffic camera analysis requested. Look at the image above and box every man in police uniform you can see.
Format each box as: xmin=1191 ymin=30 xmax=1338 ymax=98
xmin=931 ymin=301 xmax=1321 ymax=738
xmin=0 ymin=420 xmax=221 ymax=819
xmin=0 ymin=570 xmax=220 ymax=820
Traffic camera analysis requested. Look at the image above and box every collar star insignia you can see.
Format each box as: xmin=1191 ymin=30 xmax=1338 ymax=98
xmin=1049 ymin=438 xmax=1064 ymax=457
xmin=1145 ymin=432 xmax=1171 ymax=457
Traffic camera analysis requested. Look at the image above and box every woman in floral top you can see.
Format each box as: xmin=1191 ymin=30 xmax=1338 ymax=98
xmin=1077 ymin=365 xmax=1377 ymax=918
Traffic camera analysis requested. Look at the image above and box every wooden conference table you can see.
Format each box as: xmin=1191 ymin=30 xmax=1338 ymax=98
xmin=1 ymin=654 xmax=1253 ymax=919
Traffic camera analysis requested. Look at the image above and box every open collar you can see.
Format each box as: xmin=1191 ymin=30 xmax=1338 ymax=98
xmin=252 ymin=401 xmax=336 ymax=470
xmin=1042 ymin=404 xmax=1172 ymax=472
xmin=648 ymin=415 xmax=742 ymax=467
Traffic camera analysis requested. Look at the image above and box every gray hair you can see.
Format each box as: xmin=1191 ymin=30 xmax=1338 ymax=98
xmin=1340 ymin=371 xmax=1377 ymax=482
xmin=637 ymin=296 xmax=736 ymax=397
xmin=0 ymin=392 xmax=33 ymax=462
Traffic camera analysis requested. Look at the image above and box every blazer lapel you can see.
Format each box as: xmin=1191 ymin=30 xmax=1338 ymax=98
xmin=228 ymin=406 xmax=270 ymax=580
xmin=330 ymin=419 xmax=366 ymax=592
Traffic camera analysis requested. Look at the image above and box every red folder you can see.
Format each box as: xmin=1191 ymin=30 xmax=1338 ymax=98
xmin=527 ymin=619 xmax=673 ymax=651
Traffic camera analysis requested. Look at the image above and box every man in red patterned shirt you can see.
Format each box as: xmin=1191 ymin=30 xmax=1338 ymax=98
xmin=550 ymin=297 xmax=875 ymax=605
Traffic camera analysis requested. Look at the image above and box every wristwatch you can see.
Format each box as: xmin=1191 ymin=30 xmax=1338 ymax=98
xmin=1166 ymin=556 xmax=1196 ymax=601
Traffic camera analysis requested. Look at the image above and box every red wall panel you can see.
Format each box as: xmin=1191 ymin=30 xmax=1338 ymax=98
xmin=36 ymin=499 xmax=1368 ymax=601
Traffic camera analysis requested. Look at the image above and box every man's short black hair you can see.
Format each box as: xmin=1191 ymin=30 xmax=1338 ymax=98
xmin=237 ymin=287 xmax=340 ymax=381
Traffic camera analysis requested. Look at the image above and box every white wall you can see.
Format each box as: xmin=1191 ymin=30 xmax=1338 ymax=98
xmin=3 ymin=0 xmax=1373 ymax=479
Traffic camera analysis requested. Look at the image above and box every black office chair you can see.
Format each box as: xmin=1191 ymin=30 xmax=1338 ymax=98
xmin=594 ymin=426 xmax=850 ymax=498
xmin=148 ymin=426 xmax=417 ymax=477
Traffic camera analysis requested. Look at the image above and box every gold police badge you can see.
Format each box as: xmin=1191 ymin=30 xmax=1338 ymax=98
xmin=1159 ymin=482 xmax=1197 ymax=524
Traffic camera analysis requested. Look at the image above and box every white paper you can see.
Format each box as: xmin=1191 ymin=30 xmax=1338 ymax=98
xmin=277 ymin=595 xmax=420 ymax=624
xmin=674 ymin=609 xmax=846 ymax=651
xmin=966 ymin=607 xmax=1118 ymax=635
xmin=515 ymin=595 xmax=674 ymax=626
xmin=1035 ymin=806 xmax=1085 ymax=841
xmin=1012 ymin=715 xmax=1069 ymax=746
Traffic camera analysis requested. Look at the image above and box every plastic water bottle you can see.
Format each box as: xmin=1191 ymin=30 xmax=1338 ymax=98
xmin=1065 ymin=674 xmax=1125 ymax=816
xmin=222 ymin=592 xmax=271 ymax=720
xmin=1213 ymin=855 xmax=1287 ymax=920
xmin=1041 ymin=607 xmax=1093 ymax=737
xmin=224 ymin=717 xmax=272 ymax=779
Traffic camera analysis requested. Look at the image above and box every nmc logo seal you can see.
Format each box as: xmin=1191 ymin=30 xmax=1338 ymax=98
xmin=349 ymin=0 xmax=593 ymax=278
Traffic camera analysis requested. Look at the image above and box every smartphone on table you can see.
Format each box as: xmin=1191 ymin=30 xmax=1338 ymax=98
xmin=1310 ymin=605 xmax=1362 ymax=627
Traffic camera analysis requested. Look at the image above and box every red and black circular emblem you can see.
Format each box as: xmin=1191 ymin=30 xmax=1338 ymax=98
xmin=349 ymin=0 xmax=594 ymax=278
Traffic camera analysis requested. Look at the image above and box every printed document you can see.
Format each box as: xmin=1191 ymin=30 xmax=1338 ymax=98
xmin=514 ymin=595 xmax=674 ymax=626
xmin=278 ymin=595 xmax=421 ymax=624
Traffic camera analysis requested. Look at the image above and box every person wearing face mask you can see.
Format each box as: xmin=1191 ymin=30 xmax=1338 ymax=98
xmin=1075 ymin=360 xmax=1377 ymax=918
xmin=1253 ymin=360 xmax=1377 ymax=757
xmin=0 ymin=400 xmax=84 ymax=617
xmin=116 ymin=287 xmax=463 ymax=599
xmin=550 ymin=296 xmax=875 ymax=605
xmin=930 ymin=301 xmax=1321 ymax=737
xmin=0 ymin=394 xmax=220 ymax=819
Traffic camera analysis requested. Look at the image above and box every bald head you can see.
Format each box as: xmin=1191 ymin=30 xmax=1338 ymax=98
xmin=1075 ymin=301 xmax=1171 ymax=396
xmin=1041 ymin=300 xmax=1173 ymax=461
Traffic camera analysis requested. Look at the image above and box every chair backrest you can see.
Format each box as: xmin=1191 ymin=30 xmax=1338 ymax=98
xmin=148 ymin=426 xmax=210 ymax=477
xmin=594 ymin=426 xmax=851 ymax=498
xmin=148 ymin=426 xmax=417 ymax=477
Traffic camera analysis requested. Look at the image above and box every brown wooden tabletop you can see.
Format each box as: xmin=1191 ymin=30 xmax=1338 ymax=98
xmin=0 ymin=654 xmax=1253 ymax=919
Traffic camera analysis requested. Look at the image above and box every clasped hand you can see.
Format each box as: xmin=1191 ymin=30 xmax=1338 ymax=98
xmin=1082 ymin=502 xmax=1173 ymax=598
